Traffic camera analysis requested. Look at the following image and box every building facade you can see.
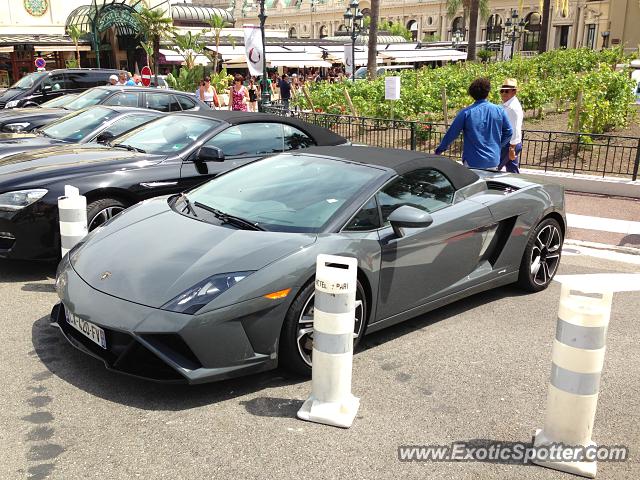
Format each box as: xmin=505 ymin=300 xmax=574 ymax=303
xmin=232 ymin=0 xmax=639 ymax=53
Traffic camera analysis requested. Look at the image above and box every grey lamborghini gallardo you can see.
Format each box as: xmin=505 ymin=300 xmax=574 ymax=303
xmin=51 ymin=146 xmax=565 ymax=383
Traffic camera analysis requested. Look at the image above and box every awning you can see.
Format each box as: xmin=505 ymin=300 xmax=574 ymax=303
xmin=269 ymin=60 xmax=332 ymax=68
xmin=159 ymin=48 xmax=210 ymax=66
xmin=0 ymin=46 xmax=14 ymax=53
xmin=379 ymin=47 xmax=467 ymax=62
xmin=35 ymin=45 xmax=92 ymax=52
xmin=171 ymin=4 xmax=234 ymax=27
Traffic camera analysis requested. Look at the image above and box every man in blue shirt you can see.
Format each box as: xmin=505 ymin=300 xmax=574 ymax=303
xmin=435 ymin=78 xmax=513 ymax=169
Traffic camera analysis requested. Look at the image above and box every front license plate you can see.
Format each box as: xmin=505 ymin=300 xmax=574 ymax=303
xmin=65 ymin=309 xmax=107 ymax=349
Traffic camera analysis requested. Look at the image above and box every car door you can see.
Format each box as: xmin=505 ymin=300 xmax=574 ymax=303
xmin=178 ymin=122 xmax=285 ymax=190
xmin=39 ymin=73 xmax=67 ymax=103
xmin=374 ymin=168 xmax=495 ymax=321
xmin=145 ymin=92 xmax=182 ymax=112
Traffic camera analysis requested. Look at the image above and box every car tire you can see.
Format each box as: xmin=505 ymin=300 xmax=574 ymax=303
xmin=517 ymin=217 xmax=563 ymax=292
xmin=279 ymin=279 xmax=367 ymax=376
xmin=86 ymin=198 xmax=128 ymax=231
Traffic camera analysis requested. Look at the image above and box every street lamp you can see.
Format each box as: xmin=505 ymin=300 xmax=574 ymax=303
xmin=343 ymin=0 xmax=364 ymax=82
xmin=451 ymin=28 xmax=463 ymax=49
xmin=504 ymin=9 xmax=526 ymax=60
xmin=258 ymin=0 xmax=271 ymax=109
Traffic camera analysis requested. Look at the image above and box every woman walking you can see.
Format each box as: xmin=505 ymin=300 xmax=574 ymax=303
xmin=199 ymin=76 xmax=219 ymax=109
xmin=229 ymin=74 xmax=249 ymax=111
xmin=247 ymin=77 xmax=260 ymax=112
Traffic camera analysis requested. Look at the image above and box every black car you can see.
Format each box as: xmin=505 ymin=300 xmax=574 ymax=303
xmin=0 ymin=111 xmax=348 ymax=260
xmin=0 ymin=105 xmax=162 ymax=157
xmin=0 ymin=86 xmax=208 ymax=133
xmin=0 ymin=68 xmax=120 ymax=109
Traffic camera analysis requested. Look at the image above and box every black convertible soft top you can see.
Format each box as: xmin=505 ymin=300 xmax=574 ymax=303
xmin=298 ymin=145 xmax=480 ymax=190
xmin=177 ymin=110 xmax=349 ymax=147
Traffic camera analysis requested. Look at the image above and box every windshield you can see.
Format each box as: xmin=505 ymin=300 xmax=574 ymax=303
xmin=41 ymin=106 xmax=119 ymax=142
xmin=10 ymin=72 xmax=47 ymax=90
xmin=113 ymin=115 xmax=218 ymax=155
xmin=188 ymin=154 xmax=381 ymax=232
xmin=64 ymin=88 xmax=112 ymax=110
xmin=40 ymin=94 xmax=78 ymax=108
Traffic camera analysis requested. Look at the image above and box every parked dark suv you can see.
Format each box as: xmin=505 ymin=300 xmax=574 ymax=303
xmin=0 ymin=68 xmax=121 ymax=109
xmin=0 ymin=86 xmax=210 ymax=133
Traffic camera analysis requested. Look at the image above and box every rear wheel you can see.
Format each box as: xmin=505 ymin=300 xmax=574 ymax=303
xmin=279 ymin=280 xmax=367 ymax=376
xmin=517 ymin=217 xmax=563 ymax=292
xmin=86 ymin=198 xmax=127 ymax=231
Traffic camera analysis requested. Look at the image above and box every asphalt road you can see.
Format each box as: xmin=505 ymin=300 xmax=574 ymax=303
xmin=1 ymin=247 xmax=639 ymax=480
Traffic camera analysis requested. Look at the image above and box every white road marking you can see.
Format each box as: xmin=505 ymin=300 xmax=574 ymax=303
xmin=562 ymin=243 xmax=640 ymax=265
xmin=567 ymin=213 xmax=640 ymax=235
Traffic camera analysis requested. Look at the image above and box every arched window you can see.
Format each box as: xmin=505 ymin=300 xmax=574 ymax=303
xmin=319 ymin=25 xmax=327 ymax=38
xmin=407 ymin=20 xmax=418 ymax=41
xmin=451 ymin=16 xmax=464 ymax=39
xmin=288 ymin=26 xmax=297 ymax=38
xmin=486 ymin=14 xmax=502 ymax=42
xmin=522 ymin=12 xmax=541 ymax=51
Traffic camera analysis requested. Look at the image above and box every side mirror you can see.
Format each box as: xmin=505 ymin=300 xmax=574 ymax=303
xmin=96 ymin=131 xmax=115 ymax=144
xmin=197 ymin=145 xmax=225 ymax=162
xmin=41 ymin=85 xmax=52 ymax=93
xmin=388 ymin=205 xmax=433 ymax=238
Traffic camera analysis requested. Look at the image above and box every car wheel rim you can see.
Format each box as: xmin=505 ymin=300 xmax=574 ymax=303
xmin=88 ymin=206 xmax=124 ymax=231
xmin=530 ymin=224 xmax=562 ymax=286
xmin=296 ymin=291 xmax=364 ymax=368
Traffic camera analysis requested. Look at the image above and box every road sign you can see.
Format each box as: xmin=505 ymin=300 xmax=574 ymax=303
xmin=140 ymin=66 xmax=152 ymax=87
xmin=34 ymin=57 xmax=46 ymax=70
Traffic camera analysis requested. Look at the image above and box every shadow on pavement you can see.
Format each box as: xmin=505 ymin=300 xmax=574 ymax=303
xmin=31 ymin=284 xmax=528 ymax=411
xmin=360 ymin=284 xmax=527 ymax=351
xmin=31 ymin=315 xmax=302 ymax=411
xmin=0 ymin=259 xmax=56 ymax=283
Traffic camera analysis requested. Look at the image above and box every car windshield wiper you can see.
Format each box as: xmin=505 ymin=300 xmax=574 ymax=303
xmin=194 ymin=202 xmax=264 ymax=231
xmin=177 ymin=193 xmax=198 ymax=218
xmin=112 ymin=143 xmax=146 ymax=153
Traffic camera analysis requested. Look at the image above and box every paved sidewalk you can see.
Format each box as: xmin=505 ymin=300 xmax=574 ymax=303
xmin=565 ymin=192 xmax=640 ymax=251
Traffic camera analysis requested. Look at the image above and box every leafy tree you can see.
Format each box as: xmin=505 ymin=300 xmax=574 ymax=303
xmin=204 ymin=14 xmax=234 ymax=74
xmin=133 ymin=7 xmax=175 ymax=85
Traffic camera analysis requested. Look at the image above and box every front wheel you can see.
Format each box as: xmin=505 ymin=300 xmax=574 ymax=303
xmin=86 ymin=198 xmax=127 ymax=231
xmin=279 ymin=280 xmax=367 ymax=376
xmin=517 ymin=217 xmax=563 ymax=292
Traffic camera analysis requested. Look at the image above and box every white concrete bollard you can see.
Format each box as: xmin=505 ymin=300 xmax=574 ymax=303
xmin=533 ymin=273 xmax=640 ymax=478
xmin=58 ymin=185 xmax=87 ymax=258
xmin=297 ymin=254 xmax=360 ymax=428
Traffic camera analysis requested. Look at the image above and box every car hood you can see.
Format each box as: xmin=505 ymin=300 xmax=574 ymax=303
xmin=0 ymin=136 xmax=65 ymax=158
xmin=0 ymin=107 xmax=63 ymax=121
xmin=0 ymin=144 xmax=163 ymax=187
xmin=71 ymin=198 xmax=317 ymax=308
xmin=0 ymin=88 xmax=22 ymax=104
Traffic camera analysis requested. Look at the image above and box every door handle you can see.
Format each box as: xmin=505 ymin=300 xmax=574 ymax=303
xmin=139 ymin=181 xmax=178 ymax=188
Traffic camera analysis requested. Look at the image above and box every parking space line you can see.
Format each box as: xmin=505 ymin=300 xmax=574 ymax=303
xmin=567 ymin=214 xmax=640 ymax=235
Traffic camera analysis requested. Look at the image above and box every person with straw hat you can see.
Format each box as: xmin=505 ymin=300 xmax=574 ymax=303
xmin=499 ymin=78 xmax=524 ymax=173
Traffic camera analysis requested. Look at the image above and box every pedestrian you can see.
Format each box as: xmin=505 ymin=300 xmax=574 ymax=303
xmin=278 ymin=73 xmax=292 ymax=111
xmin=125 ymin=72 xmax=136 ymax=86
xmin=229 ymin=74 xmax=249 ymax=111
xmin=107 ymin=74 xmax=118 ymax=86
xmin=132 ymin=74 xmax=142 ymax=86
xmin=435 ymin=77 xmax=513 ymax=170
xmin=199 ymin=76 xmax=219 ymax=108
xmin=195 ymin=80 xmax=204 ymax=100
xmin=498 ymin=78 xmax=524 ymax=173
xmin=247 ymin=76 xmax=260 ymax=112
xmin=116 ymin=71 xmax=127 ymax=85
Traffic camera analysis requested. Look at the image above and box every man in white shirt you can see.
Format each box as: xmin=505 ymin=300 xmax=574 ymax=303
xmin=499 ymin=78 xmax=524 ymax=173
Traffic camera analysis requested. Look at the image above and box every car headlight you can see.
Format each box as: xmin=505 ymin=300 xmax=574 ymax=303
xmin=3 ymin=122 xmax=30 ymax=132
xmin=161 ymin=271 xmax=254 ymax=314
xmin=0 ymin=189 xmax=48 ymax=210
xmin=4 ymin=100 xmax=20 ymax=108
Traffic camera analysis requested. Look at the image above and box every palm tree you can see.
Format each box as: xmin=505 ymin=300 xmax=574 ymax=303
xmin=66 ymin=25 xmax=83 ymax=68
xmin=205 ymin=14 xmax=230 ymax=74
xmin=446 ymin=0 xmax=489 ymax=46
xmin=133 ymin=7 xmax=175 ymax=85
xmin=366 ymin=0 xmax=380 ymax=79
xmin=538 ymin=0 xmax=551 ymax=53
xmin=467 ymin=0 xmax=479 ymax=61
xmin=172 ymin=31 xmax=205 ymax=70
